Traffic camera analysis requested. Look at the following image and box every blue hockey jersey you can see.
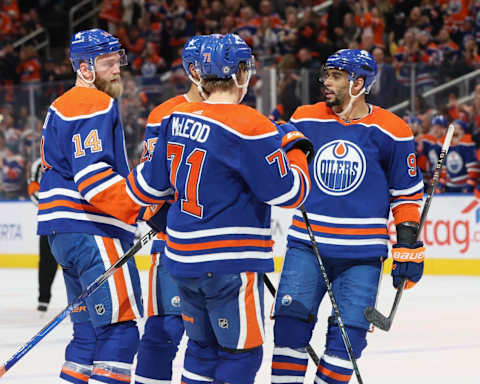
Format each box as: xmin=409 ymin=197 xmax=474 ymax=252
xmin=37 ymin=86 xmax=146 ymax=243
xmin=141 ymin=93 xmax=189 ymax=254
xmin=128 ymin=101 xmax=311 ymax=277
xmin=288 ymin=102 xmax=424 ymax=259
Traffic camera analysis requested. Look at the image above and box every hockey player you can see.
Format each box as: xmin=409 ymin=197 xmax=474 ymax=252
xmin=271 ymin=49 xmax=426 ymax=384
xmin=28 ymin=157 xmax=58 ymax=313
xmin=441 ymin=119 xmax=479 ymax=193
xmin=36 ymin=29 xmax=167 ymax=384
xmin=134 ymin=34 xmax=212 ymax=384
xmin=416 ymin=115 xmax=445 ymax=190
xmin=127 ymin=33 xmax=313 ymax=384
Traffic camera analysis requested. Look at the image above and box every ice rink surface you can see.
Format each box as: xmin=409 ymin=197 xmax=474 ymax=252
xmin=0 ymin=268 xmax=479 ymax=383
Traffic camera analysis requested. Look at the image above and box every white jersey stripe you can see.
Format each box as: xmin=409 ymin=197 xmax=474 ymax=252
xmin=182 ymin=369 xmax=213 ymax=381
xmin=134 ymin=374 xmax=171 ymax=384
xmin=113 ymin=239 xmax=141 ymax=320
xmin=95 ymin=236 xmax=119 ymax=323
xmin=253 ymin=273 xmax=265 ymax=341
xmin=389 ymin=180 xmax=424 ymax=196
xmin=165 ymin=248 xmax=272 ymax=264
xmin=290 ymin=118 xmax=413 ymax=141
xmin=167 ymin=226 xmax=271 ymax=239
xmin=74 ymin=162 xmax=110 ymax=183
xmin=271 ymin=376 xmax=306 ymax=383
xmin=51 ymin=98 xmax=113 ymax=121
xmin=294 ymin=210 xmax=388 ymax=225
xmin=37 ymin=211 xmax=136 ymax=234
xmin=151 ymin=253 xmax=159 ymax=316
xmin=267 ymin=167 xmax=300 ymax=205
xmin=273 ymin=347 xmax=308 ymax=360
xmin=237 ymin=272 xmax=247 ymax=349
xmin=136 ymin=162 xmax=174 ymax=198
xmin=288 ymin=229 xmax=389 ymax=246
xmin=84 ymin=175 xmax=124 ymax=202
xmin=39 ymin=188 xmax=83 ymax=200
xmin=322 ymin=353 xmax=354 ymax=369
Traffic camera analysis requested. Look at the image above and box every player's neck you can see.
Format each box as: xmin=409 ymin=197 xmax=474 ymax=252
xmin=334 ymin=98 xmax=370 ymax=122
xmin=185 ymin=85 xmax=203 ymax=102
xmin=205 ymin=90 xmax=240 ymax=104
xmin=75 ymin=77 xmax=96 ymax=89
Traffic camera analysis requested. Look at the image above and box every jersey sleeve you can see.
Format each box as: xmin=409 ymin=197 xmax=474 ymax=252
xmin=127 ymin=117 xmax=174 ymax=205
xmin=237 ymin=120 xmax=311 ymax=209
xmin=69 ymin=102 xmax=141 ymax=224
xmin=384 ymin=132 xmax=424 ymax=225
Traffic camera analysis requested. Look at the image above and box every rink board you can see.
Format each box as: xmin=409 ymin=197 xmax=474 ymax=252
xmin=1 ymin=195 xmax=480 ymax=275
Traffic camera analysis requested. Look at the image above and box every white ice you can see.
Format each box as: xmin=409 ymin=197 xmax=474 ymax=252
xmin=0 ymin=269 xmax=479 ymax=383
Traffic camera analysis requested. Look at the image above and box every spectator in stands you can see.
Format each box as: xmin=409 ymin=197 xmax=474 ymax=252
xmin=233 ymin=6 xmax=258 ymax=46
xmin=297 ymin=46 xmax=322 ymax=103
xmin=253 ymin=15 xmax=280 ymax=66
xmin=437 ymin=26 xmax=461 ymax=79
xmin=336 ymin=12 xmax=360 ymax=49
xmin=1 ymin=142 xmax=26 ymax=200
xmin=99 ymin=0 xmax=123 ymax=33
xmin=440 ymin=119 xmax=479 ymax=193
xmin=326 ymin=0 xmax=352 ymax=43
xmin=368 ymin=46 xmax=398 ymax=108
xmin=269 ymin=53 xmax=300 ymax=121
xmin=255 ymin=0 xmax=283 ymax=29
xmin=278 ymin=7 xmax=299 ymax=55
xmin=463 ymin=35 xmax=480 ymax=71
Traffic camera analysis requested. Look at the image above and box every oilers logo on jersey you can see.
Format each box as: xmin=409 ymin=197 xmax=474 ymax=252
xmin=313 ymin=140 xmax=366 ymax=196
xmin=446 ymin=151 xmax=463 ymax=174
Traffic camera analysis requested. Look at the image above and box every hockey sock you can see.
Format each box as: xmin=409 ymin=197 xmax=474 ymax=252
xmin=181 ymin=339 xmax=217 ymax=384
xmin=135 ymin=315 xmax=184 ymax=383
xmin=60 ymin=322 xmax=96 ymax=384
xmin=89 ymin=321 xmax=139 ymax=384
xmin=271 ymin=346 xmax=308 ymax=384
xmin=315 ymin=354 xmax=353 ymax=384
xmin=215 ymin=346 xmax=263 ymax=384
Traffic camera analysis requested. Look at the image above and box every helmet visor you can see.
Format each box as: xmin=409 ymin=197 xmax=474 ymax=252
xmin=94 ymin=49 xmax=127 ymax=71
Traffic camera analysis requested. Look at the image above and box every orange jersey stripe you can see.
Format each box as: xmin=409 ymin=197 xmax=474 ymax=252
xmin=61 ymin=366 xmax=89 ymax=382
xmin=272 ymin=362 xmax=308 ymax=372
xmin=102 ymin=237 xmax=136 ymax=322
xmin=392 ymin=203 xmax=420 ymax=225
xmin=317 ymin=364 xmax=352 ymax=381
xmin=88 ymin=178 xmax=140 ymax=224
xmin=391 ymin=191 xmax=423 ymax=201
xmin=38 ymin=199 xmax=104 ymax=214
xmin=128 ymin=172 xmax=164 ymax=205
xmin=78 ymin=168 xmax=114 ymax=193
xmin=292 ymin=219 xmax=388 ymax=236
xmin=166 ymin=238 xmax=274 ymax=252
xmin=92 ymin=367 xmax=130 ymax=383
xmin=244 ymin=272 xmax=263 ymax=349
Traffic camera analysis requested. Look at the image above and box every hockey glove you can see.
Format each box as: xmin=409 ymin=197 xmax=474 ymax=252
xmin=278 ymin=122 xmax=314 ymax=163
xmin=391 ymin=241 xmax=425 ymax=289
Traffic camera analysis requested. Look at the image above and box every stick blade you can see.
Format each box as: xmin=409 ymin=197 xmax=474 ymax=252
xmin=364 ymin=306 xmax=392 ymax=331
xmin=0 ymin=364 xmax=6 ymax=378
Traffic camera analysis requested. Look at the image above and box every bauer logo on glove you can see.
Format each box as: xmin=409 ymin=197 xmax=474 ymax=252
xmin=391 ymin=241 xmax=426 ymax=289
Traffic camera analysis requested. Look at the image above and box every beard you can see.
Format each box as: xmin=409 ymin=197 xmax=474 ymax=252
xmin=95 ymin=75 xmax=123 ymax=99
xmin=325 ymin=88 xmax=347 ymax=108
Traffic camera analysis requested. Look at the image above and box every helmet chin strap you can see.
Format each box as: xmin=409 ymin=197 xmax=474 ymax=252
xmin=77 ymin=66 xmax=96 ymax=84
xmin=189 ymin=74 xmax=207 ymax=99
xmin=232 ymin=70 xmax=252 ymax=104
xmin=334 ymin=80 xmax=365 ymax=120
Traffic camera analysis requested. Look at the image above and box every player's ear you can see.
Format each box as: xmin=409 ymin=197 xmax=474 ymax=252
xmin=352 ymin=77 xmax=365 ymax=95
xmin=79 ymin=62 xmax=94 ymax=81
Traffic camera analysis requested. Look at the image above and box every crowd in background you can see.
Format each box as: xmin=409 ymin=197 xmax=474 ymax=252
xmin=1 ymin=0 xmax=480 ymax=199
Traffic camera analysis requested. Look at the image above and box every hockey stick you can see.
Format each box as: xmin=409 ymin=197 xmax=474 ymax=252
xmin=300 ymin=205 xmax=364 ymax=384
xmin=0 ymin=229 xmax=158 ymax=378
xmin=364 ymin=122 xmax=455 ymax=332
xmin=263 ymin=274 xmax=321 ymax=366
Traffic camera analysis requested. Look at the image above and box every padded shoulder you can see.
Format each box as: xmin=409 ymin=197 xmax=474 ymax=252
xmin=174 ymin=102 xmax=279 ymax=138
xmin=147 ymin=94 xmax=188 ymax=125
xmin=52 ymin=86 xmax=113 ymax=119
